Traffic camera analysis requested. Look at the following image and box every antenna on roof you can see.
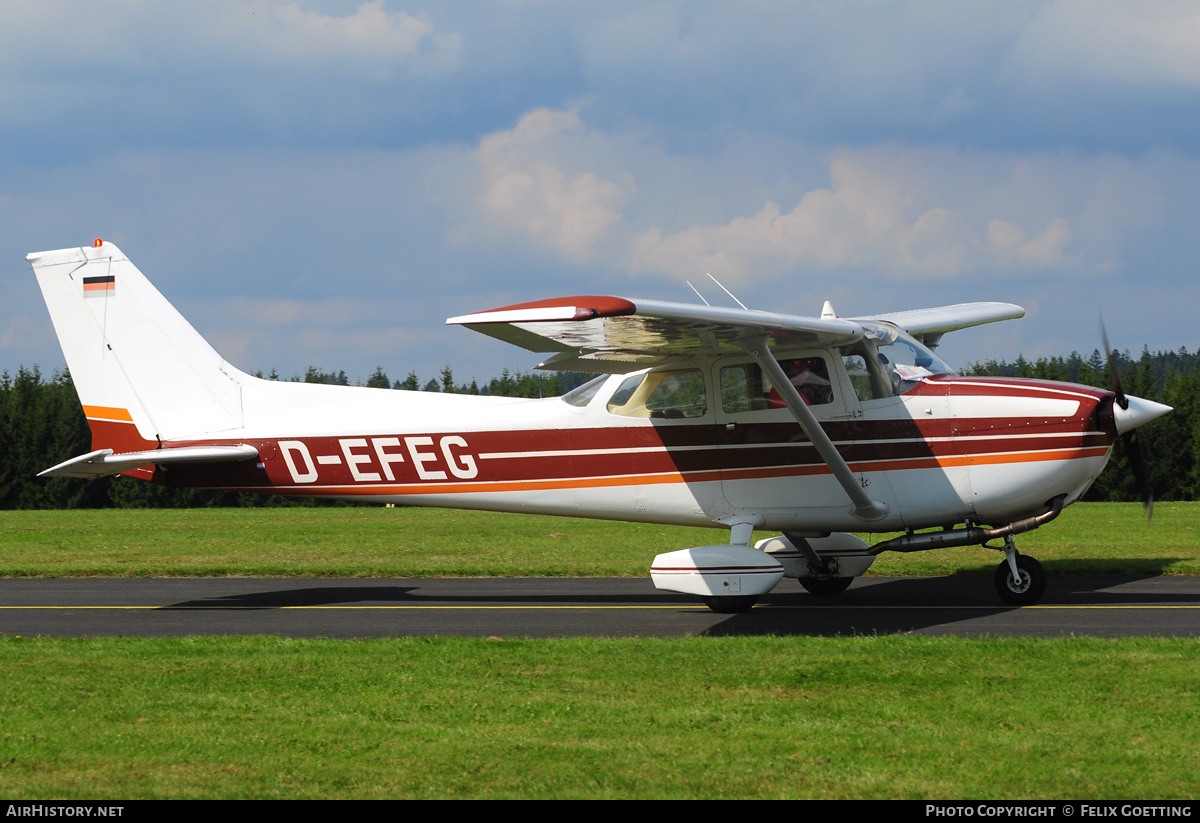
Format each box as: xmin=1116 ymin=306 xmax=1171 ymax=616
xmin=707 ymin=272 xmax=749 ymax=310
xmin=685 ymin=281 xmax=712 ymax=306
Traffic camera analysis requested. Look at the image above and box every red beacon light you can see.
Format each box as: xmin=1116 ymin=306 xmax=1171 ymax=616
xmin=93 ymin=239 xmax=103 ymax=247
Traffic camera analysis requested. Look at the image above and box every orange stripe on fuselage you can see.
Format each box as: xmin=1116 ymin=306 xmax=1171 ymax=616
xmin=82 ymin=405 xmax=134 ymax=422
xmin=79 ymin=408 xmax=158 ymax=460
xmin=849 ymin=445 xmax=1112 ymax=475
xmin=303 ymin=468 xmax=725 ymax=496
xmin=690 ymin=446 xmax=1111 ymax=484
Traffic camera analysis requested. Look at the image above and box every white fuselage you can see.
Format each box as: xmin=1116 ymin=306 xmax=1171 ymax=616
xmin=139 ymin=361 xmax=1115 ymax=534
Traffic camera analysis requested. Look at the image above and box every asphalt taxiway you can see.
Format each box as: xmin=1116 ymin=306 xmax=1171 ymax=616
xmin=1 ymin=575 xmax=1198 ymax=638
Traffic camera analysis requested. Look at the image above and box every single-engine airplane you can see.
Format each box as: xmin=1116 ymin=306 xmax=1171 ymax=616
xmin=27 ymin=240 xmax=1171 ymax=610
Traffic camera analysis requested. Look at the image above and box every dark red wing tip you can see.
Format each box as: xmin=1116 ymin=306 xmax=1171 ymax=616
xmin=481 ymin=295 xmax=636 ymax=319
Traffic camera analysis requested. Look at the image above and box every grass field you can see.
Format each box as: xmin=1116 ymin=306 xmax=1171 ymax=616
xmin=1 ymin=502 xmax=1198 ymax=799
xmin=1 ymin=635 xmax=1198 ymax=799
xmin=2 ymin=501 xmax=1198 ymax=577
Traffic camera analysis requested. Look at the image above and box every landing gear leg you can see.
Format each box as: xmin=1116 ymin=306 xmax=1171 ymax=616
xmin=993 ymin=536 xmax=1046 ymax=606
xmin=786 ymin=534 xmax=856 ymax=596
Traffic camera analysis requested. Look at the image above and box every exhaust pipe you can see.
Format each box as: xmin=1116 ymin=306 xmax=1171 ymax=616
xmin=869 ymin=494 xmax=1066 ymax=555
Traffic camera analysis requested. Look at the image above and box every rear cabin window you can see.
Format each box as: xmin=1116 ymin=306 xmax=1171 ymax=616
xmin=560 ymin=374 xmax=607 ymax=407
xmin=607 ymin=369 xmax=707 ymax=419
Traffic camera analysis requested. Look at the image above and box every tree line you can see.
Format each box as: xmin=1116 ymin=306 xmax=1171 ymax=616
xmin=1 ymin=347 xmax=1195 ymax=509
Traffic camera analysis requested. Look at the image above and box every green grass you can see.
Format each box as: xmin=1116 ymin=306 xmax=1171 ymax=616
xmin=2 ymin=503 xmax=1198 ymax=799
xmin=1 ymin=502 xmax=1197 ymax=577
xmin=868 ymin=501 xmax=1200 ymax=577
xmin=1 ymin=635 xmax=1197 ymax=799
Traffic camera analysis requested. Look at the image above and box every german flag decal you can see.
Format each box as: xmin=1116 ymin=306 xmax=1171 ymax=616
xmin=83 ymin=274 xmax=115 ymax=298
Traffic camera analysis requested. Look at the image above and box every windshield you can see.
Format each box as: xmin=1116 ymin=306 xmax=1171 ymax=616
xmin=842 ymin=322 xmax=953 ymax=401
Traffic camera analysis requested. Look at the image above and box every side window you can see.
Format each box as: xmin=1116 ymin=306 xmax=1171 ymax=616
xmin=841 ymin=340 xmax=896 ymax=402
xmin=607 ymin=369 xmax=708 ymax=419
xmin=720 ymin=357 xmax=833 ymax=412
xmin=842 ymin=351 xmax=888 ymax=402
xmin=720 ymin=363 xmax=766 ymax=413
xmin=775 ymin=357 xmax=833 ymax=406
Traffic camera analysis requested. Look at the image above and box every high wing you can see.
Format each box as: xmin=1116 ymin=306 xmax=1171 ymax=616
xmin=448 ymin=295 xmax=1027 ymax=523
xmin=854 ymin=302 xmax=1025 ymax=350
xmin=447 ymin=296 xmax=864 ymax=373
xmin=447 ymin=296 xmax=1025 ymax=371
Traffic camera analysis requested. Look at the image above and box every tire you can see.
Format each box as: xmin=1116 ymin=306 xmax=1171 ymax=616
xmin=702 ymin=595 xmax=758 ymax=614
xmin=799 ymin=577 xmax=854 ymax=596
xmin=994 ymin=555 xmax=1047 ymax=606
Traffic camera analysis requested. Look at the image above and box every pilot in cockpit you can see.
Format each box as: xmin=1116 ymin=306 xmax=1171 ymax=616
xmin=767 ymin=357 xmax=832 ymax=407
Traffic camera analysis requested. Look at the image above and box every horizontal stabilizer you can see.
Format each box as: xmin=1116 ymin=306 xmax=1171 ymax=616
xmin=39 ymin=444 xmax=259 ymax=479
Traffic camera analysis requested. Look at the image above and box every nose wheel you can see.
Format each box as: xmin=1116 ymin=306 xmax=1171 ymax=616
xmin=994 ymin=547 xmax=1047 ymax=606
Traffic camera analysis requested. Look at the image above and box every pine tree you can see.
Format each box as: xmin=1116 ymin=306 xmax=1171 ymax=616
xmin=366 ymin=366 xmax=390 ymax=389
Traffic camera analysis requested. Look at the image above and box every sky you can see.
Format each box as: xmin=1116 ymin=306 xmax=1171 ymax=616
xmin=3 ymin=0 xmax=1200 ymax=388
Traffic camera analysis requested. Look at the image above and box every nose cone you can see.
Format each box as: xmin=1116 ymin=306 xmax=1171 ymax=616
xmin=1114 ymin=395 xmax=1172 ymax=435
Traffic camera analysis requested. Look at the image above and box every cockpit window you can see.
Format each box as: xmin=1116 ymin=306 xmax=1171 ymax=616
xmin=721 ymin=357 xmax=833 ymax=413
xmin=607 ymin=369 xmax=707 ymax=419
xmin=841 ymin=322 xmax=953 ymax=401
xmin=560 ymin=374 xmax=607 ymax=408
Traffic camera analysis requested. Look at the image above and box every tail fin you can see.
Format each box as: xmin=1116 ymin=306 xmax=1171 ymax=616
xmin=27 ymin=240 xmax=247 ymax=449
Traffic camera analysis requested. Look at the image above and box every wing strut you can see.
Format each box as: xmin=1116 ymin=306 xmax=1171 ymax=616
xmin=742 ymin=336 xmax=888 ymax=522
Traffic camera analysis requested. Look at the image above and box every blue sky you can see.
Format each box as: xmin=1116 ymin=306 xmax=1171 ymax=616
xmin=4 ymin=1 xmax=1200 ymax=387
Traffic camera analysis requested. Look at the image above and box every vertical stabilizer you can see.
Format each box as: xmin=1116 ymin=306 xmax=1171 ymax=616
xmin=27 ymin=241 xmax=246 ymax=447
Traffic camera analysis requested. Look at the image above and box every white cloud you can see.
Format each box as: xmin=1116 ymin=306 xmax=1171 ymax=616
xmin=1006 ymin=0 xmax=1200 ymax=89
xmin=216 ymin=2 xmax=458 ymax=76
xmin=627 ymin=151 xmax=1083 ymax=283
xmin=259 ymin=2 xmax=431 ymax=56
xmin=4 ymin=2 xmax=1195 ymax=163
xmin=474 ymin=108 xmax=628 ymax=260
xmin=217 ymin=297 xmax=395 ymax=327
xmin=987 ymin=217 xmax=1073 ymax=266
xmin=0 ymin=1 xmax=457 ymax=76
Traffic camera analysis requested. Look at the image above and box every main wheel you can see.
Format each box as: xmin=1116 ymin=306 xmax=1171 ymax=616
xmin=702 ymin=595 xmax=758 ymax=613
xmin=799 ymin=577 xmax=854 ymax=596
xmin=994 ymin=555 xmax=1047 ymax=606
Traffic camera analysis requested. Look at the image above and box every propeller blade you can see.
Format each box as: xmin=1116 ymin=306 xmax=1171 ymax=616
xmin=1101 ymin=313 xmax=1153 ymax=519
xmin=1099 ymin=315 xmax=1128 ymax=411
xmin=1125 ymin=430 xmax=1153 ymax=521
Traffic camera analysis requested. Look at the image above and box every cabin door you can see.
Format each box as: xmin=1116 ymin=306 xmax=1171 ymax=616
xmin=713 ymin=351 xmax=858 ymax=512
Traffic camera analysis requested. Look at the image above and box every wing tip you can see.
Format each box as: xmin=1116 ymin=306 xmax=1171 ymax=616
xmin=447 ymin=296 xmax=636 ymax=326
